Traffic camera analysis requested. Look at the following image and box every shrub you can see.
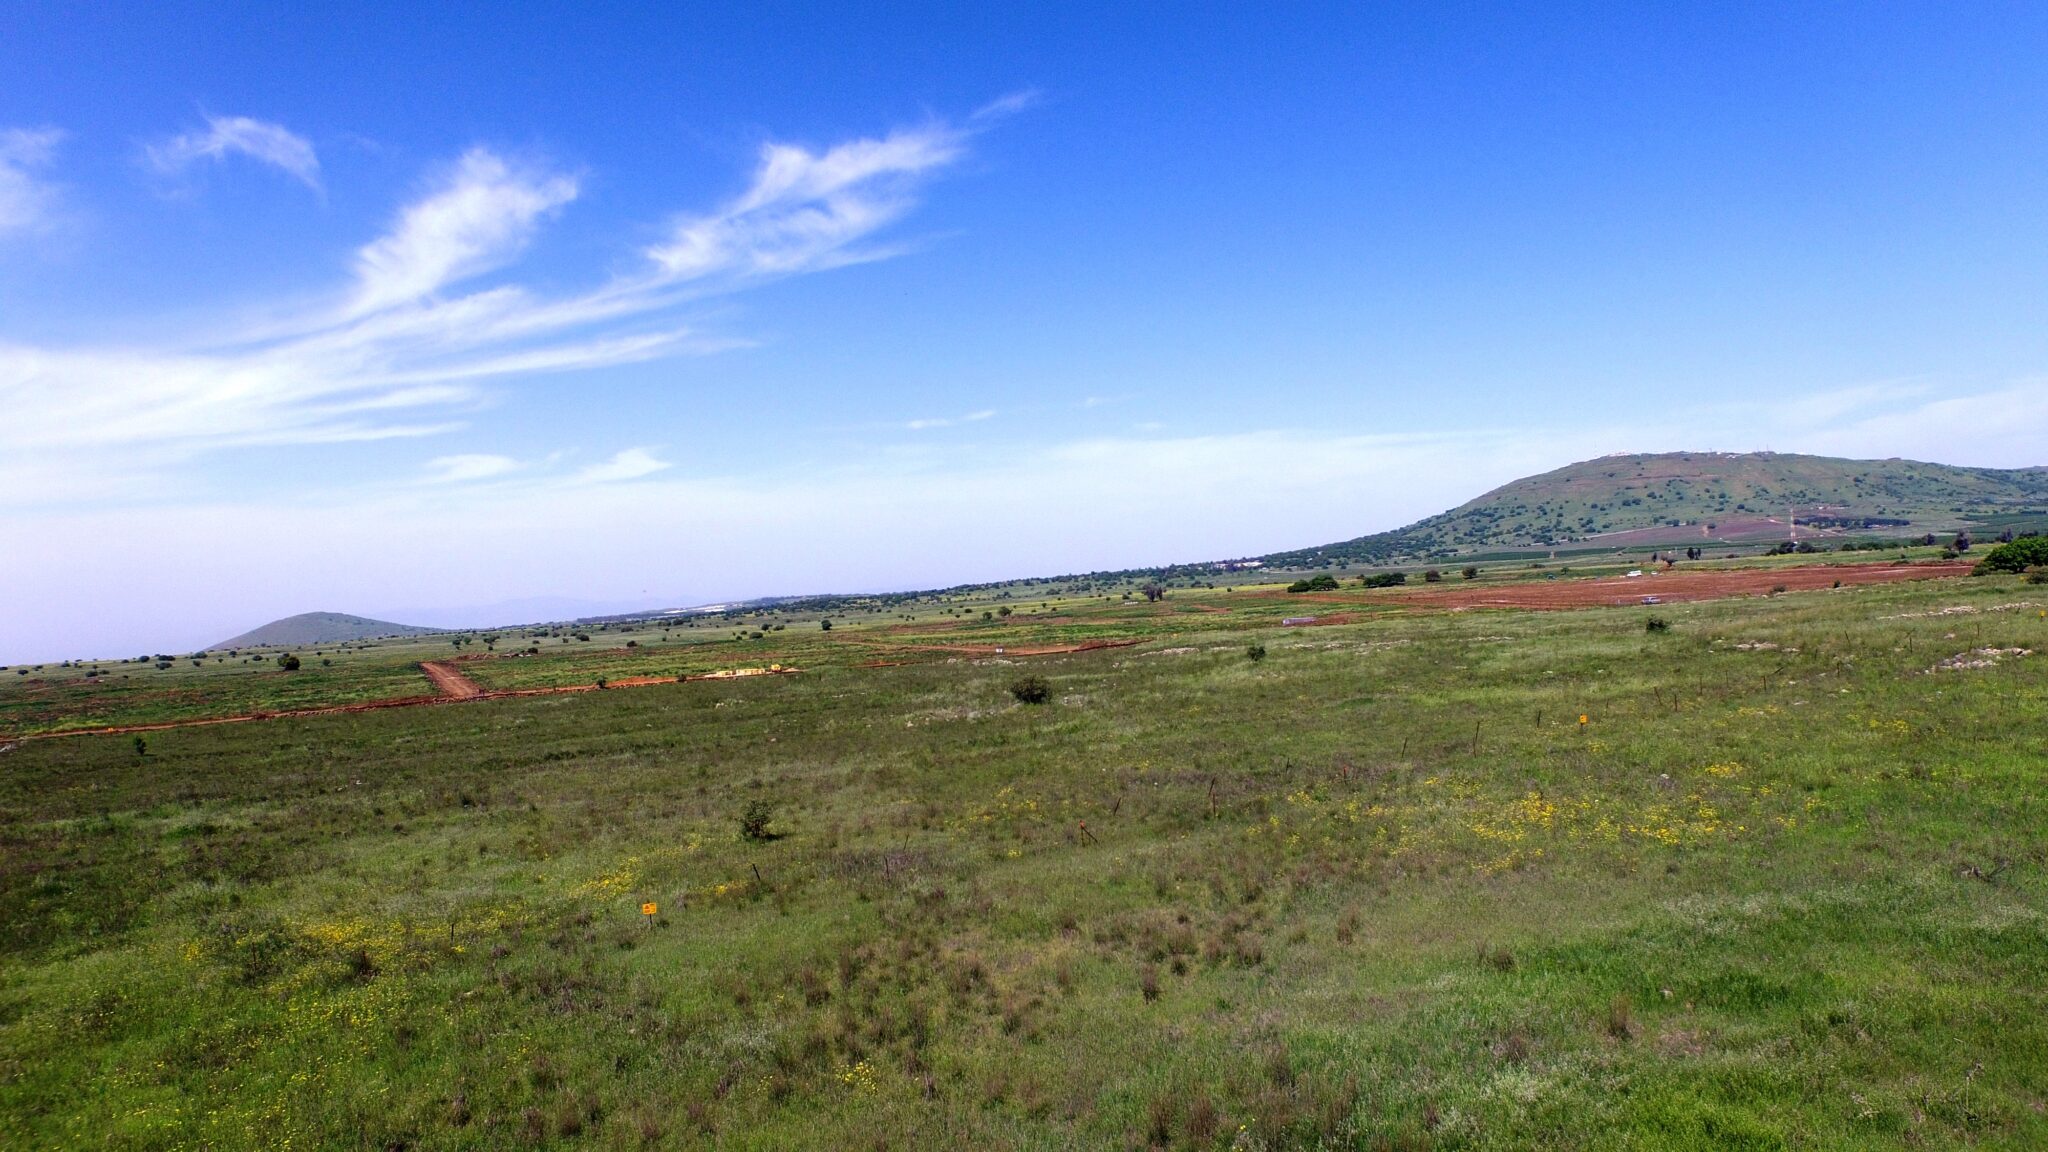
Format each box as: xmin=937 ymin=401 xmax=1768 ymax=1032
xmin=1423 ymin=568 xmax=1443 ymax=583
xmin=1360 ymin=571 xmax=1407 ymax=588
xmin=740 ymin=800 xmax=775 ymax=841
xmin=1246 ymin=644 xmax=1267 ymax=663
xmin=1973 ymin=536 xmax=2048 ymax=574
xmin=1010 ymin=675 xmax=1053 ymax=705
xmin=1286 ymin=574 xmax=1340 ymax=593
xmin=278 ymin=653 xmax=301 ymax=671
xmin=1606 ymin=993 xmax=1635 ymax=1039
xmin=1462 ymin=566 xmax=1479 ymax=580
xmin=1645 ymin=617 xmax=1670 ymax=633
xmin=819 ymin=619 xmax=831 ymax=630
xmin=2028 ymin=571 xmax=2048 ymax=585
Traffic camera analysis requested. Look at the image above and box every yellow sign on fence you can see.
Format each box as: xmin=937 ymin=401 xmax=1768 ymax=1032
xmin=640 ymin=902 xmax=658 ymax=916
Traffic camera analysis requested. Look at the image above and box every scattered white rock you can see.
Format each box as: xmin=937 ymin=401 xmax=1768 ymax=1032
xmin=1931 ymin=648 xmax=2032 ymax=672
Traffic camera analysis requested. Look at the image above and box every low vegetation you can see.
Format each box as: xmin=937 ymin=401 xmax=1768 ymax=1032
xmin=3 ymin=565 xmax=2046 ymax=1148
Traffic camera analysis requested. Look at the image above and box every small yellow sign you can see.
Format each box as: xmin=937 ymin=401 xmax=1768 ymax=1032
xmin=640 ymin=902 xmax=658 ymax=916
xmin=1578 ymin=714 xmax=1589 ymax=726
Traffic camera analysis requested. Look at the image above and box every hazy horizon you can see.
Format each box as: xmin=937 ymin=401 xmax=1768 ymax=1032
xmin=8 ymin=6 xmax=2048 ymax=663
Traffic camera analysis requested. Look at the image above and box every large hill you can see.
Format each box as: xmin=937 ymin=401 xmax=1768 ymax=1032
xmin=214 ymin=612 xmax=438 ymax=650
xmin=1263 ymin=451 xmax=2048 ymax=566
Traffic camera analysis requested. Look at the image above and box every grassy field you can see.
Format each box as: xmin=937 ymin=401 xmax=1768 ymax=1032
xmin=3 ymin=565 xmax=2046 ymax=1149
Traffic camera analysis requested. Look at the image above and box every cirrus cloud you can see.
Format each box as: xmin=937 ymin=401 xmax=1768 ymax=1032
xmin=146 ymin=114 xmax=322 ymax=190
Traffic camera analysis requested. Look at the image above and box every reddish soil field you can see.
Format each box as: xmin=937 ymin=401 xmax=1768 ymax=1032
xmin=1268 ymin=561 xmax=1971 ymax=612
xmin=19 ymin=562 xmax=1967 ymax=741
xmin=838 ymin=637 xmax=1146 ymax=659
xmin=20 ymin=665 xmax=801 ymax=742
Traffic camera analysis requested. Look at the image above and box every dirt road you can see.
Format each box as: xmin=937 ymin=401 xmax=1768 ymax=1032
xmin=419 ymin=660 xmax=484 ymax=699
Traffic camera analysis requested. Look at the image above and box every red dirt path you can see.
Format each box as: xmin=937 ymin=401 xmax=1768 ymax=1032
xmin=420 ymin=660 xmax=484 ymax=699
xmin=18 ymin=664 xmax=800 ymax=742
xmin=1263 ymin=561 xmax=1971 ymax=613
xmin=16 ymin=561 xmax=1973 ymax=741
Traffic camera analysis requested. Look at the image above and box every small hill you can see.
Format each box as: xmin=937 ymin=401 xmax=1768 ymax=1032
xmin=1264 ymin=451 xmax=2048 ymax=566
xmin=214 ymin=612 xmax=438 ymax=650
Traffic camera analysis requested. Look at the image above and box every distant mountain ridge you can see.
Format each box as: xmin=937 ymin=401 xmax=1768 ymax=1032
xmin=214 ymin=612 xmax=438 ymax=650
xmin=1263 ymin=451 xmax=2048 ymax=566
xmin=204 ymin=453 xmax=2048 ymax=651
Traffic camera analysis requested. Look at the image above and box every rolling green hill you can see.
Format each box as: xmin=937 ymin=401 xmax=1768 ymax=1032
xmin=213 ymin=612 xmax=438 ymax=650
xmin=1266 ymin=451 xmax=2048 ymax=566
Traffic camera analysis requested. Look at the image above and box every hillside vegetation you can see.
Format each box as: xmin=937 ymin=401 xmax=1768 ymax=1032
xmin=1267 ymin=452 xmax=2048 ymax=566
xmin=3 ymin=567 xmax=2046 ymax=1149
xmin=214 ymin=612 xmax=440 ymax=650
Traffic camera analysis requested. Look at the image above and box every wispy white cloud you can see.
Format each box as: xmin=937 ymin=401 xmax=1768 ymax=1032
xmin=350 ymin=149 xmax=576 ymax=314
xmin=146 ymin=115 xmax=322 ymax=190
xmin=972 ymin=89 xmax=1042 ymax=122
xmin=0 ymin=127 xmax=64 ymax=237
xmin=906 ymin=408 xmax=996 ymax=430
xmin=646 ymin=123 xmax=963 ymax=284
xmin=423 ymin=453 xmax=521 ymax=483
xmin=573 ymin=447 xmax=670 ymax=484
xmin=2 ymin=113 xmax=983 ymax=511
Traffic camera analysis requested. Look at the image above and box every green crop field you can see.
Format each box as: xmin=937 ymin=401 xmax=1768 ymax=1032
xmin=4 ymin=565 xmax=2047 ymax=1149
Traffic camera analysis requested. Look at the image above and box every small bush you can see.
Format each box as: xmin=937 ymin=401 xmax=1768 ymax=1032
xmin=740 ymin=800 xmax=775 ymax=842
xmin=1246 ymin=643 xmax=1267 ymax=663
xmin=1606 ymin=993 xmax=1635 ymax=1039
xmin=278 ymin=653 xmax=301 ymax=671
xmin=2028 ymin=570 xmax=2048 ymax=585
xmin=1360 ymin=572 xmax=1407 ymax=588
xmin=1286 ymin=574 xmax=1340 ymax=593
xmin=1645 ymin=616 xmax=1670 ymax=633
xmin=1423 ymin=568 xmax=1443 ymax=583
xmin=1462 ymin=566 xmax=1480 ymax=580
xmin=1010 ymin=675 xmax=1052 ymax=705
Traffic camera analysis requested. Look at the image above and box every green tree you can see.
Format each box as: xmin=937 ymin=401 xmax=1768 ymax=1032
xmin=1973 ymin=536 xmax=2048 ymax=574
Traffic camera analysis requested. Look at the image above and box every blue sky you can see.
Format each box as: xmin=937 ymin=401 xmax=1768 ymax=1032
xmin=5 ymin=3 xmax=2048 ymax=661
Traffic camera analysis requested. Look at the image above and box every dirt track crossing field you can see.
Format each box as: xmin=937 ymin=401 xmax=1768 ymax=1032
xmin=18 ymin=664 xmax=800 ymax=742
xmin=420 ymin=660 xmax=484 ymax=699
xmin=12 ymin=562 xmax=1976 ymax=741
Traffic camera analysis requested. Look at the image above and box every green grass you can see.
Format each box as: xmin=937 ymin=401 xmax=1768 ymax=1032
xmin=2 ymin=573 xmax=2046 ymax=1148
